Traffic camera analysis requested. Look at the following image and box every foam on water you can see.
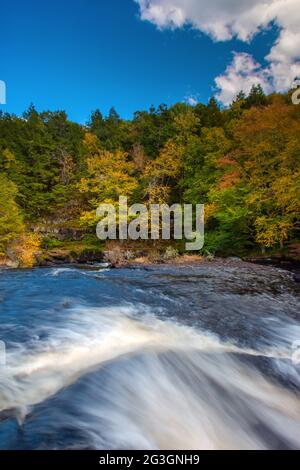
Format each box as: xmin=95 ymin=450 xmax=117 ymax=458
xmin=1 ymin=303 xmax=300 ymax=449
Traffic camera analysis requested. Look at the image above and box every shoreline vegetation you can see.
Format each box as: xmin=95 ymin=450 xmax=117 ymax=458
xmin=1 ymin=85 xmax=300 ymax=269
xmin=1 ymin=241 xmax=300 ymax=282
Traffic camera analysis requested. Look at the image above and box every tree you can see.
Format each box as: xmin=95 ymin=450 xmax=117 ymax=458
xmin=88 ymin=109 xmax=104 ymax=136
xmin=217 ymin=100 xmax=300 ymax=251
xmin=78 ymin=133 xmax=138 ymax=226
xmin=0 ymin=173 xmax=24 ymax=254
xmin=245 ymin=84 xmax=268 ymax=108
xmin=0 ymin=91 xmax=299 ymax=260
xmin=145 ymin=109 xmax=200 ymax=204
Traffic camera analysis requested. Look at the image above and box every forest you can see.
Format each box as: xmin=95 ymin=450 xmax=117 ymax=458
xmin=0 ymin=85 xmax=300 ymax=266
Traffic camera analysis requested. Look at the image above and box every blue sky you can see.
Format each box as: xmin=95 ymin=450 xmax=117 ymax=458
xmin=1 ymin=0 xmax=296 ymax=122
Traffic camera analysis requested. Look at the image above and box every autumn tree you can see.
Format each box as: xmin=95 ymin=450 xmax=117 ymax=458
xmin=78 ymin=133 xmax=138 ymax=226
xmin=0 ymin=173 xmax=24 ymax=255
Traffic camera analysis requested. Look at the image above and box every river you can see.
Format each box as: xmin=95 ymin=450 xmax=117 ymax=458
xmin=0 ymin=262 xmax=300 ymax=450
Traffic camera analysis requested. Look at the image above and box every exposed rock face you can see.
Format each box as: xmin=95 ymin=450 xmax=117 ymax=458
xmin=0 ymin=258 xmax=19 ymax=269
xmin=31 ymin=222 xmax=85 ymax=241
xmin=294 ymin=273 xmax=300 ymax=283
xmin=36 ymin=249 xmax=105 ymax=266
xmin=37 ymin=250 xmax=73 ymax=266
xmin=288 ymin=244 xmax=300 ymax=261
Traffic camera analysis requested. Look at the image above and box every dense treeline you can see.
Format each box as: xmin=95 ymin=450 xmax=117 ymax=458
xmin=0 ymin=85 xmax=300 ymax=265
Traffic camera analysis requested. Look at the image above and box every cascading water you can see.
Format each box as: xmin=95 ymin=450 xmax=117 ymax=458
xmin=0 ymin=262 xmax=299 ymax=449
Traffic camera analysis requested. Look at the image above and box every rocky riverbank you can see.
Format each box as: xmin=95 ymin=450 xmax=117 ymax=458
xmin=1 ymin=240 xmax=300 ymax=284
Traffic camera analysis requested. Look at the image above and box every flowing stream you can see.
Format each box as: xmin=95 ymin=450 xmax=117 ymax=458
xmin=0 ymin=262 xmax=300 ymax=450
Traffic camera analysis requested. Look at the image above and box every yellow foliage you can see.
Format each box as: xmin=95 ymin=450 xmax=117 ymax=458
xmin=255 ymin=217 xmax=292 ymax=248
xmin=145 ymin=140 xmax=184 ymax=181
xmin=205 ymin=203 xmax=217 ymax=222
xmin=12 ymin=233 xmax=41 ymax=268
xmin=147 ymin=184 xmax=170 ymax=205
xmin=79 ymin=133 xmax=138 ymax=225
xmin=173 ymin=109 xmax=200 ymax=136
xmin=145 ymin=139 xmax=185 ymax=204
xmin=3 ymin=149 xmax=16 ymax=169
xmin=271 ymin=173 xmax=300 ymax=214
xmin=79 ymin=133 xmax=137 ymax=199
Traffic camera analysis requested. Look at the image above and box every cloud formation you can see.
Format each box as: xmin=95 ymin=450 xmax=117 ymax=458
xmin=135 ymin=0 xmax=300 ymax=104
xmin=185 ymin=94 xmax=198 ymax=106
xmin=215 ymin=53 xmax=273 ymax=106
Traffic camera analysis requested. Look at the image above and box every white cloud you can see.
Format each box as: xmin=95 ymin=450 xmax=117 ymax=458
xmin=215 ymin=53 xmax=273 ymax=106
xmin=135 ymin=0 xmax=272 ymax=40
xmin=0 ymin=80 xmax=6 ymax=105
xmin=135 ymin=0 xmax=300 ymax=104
xmin=185 ymin=95 xmax=198 ymax=106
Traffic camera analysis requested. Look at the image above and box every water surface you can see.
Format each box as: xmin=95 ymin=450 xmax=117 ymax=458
xmin=0 ymin=263 xmax=299 ymax=450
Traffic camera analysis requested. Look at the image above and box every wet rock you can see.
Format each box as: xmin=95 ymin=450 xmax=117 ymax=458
xmin=37 ymin=249 xmax=73 ymax=266
xmin=76 ymin=250 xmax=104 ymax=264
xmin=293 ymin=272 xmax=300 ymax=283
xmin=5 ymin=260 xmax=20 ymax=269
